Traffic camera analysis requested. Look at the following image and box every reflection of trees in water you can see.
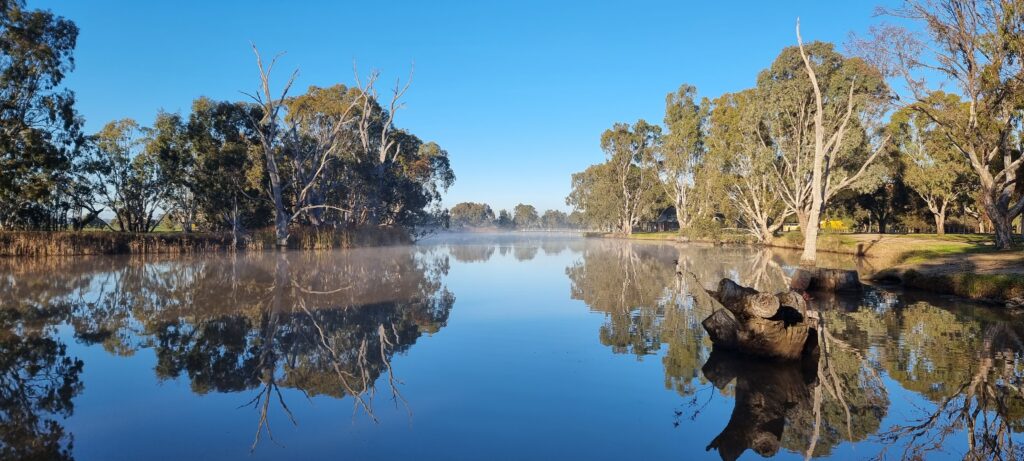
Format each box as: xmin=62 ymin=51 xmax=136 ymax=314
xmin=566 ymin=241 xmax=1018 ymax=459
xmin=565 ymin=241 xmax=793 ymax=398
xmin=0 ymin=302 xmax=82 ymax=461
xmin=567 ymin=241 xmax=677 ymax=356
xmin=841 ymin=300 xmax=1024 ymax=460
xmin=0 ymin=248 xmax=455 ymax=452
xmin=440 ymin=236 xmax=581 ymax=264
xmin=448 ymin=245 xmax=495 ymax=263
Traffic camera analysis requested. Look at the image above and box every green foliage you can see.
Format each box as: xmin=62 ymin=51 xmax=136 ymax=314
xmin=567 ymin=120 xmax=665 ymax=234
xmin=495 ymin=209 xmax=513 ymax=228
xmin=540 ymin=209 xmax=569 ymax=229
xmin=449 ymin=202 xmax=494 ymax=228
xmin=0 ymin=1 xmax=84 ymax=230
xmin=681 ymin=216 xmax=723 ymax=241
xmin=512 ymin=203 xmax=538 ymax=228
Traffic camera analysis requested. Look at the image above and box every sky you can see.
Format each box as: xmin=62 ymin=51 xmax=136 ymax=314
xmin=38 ymin=0 xmax=899 ymax=213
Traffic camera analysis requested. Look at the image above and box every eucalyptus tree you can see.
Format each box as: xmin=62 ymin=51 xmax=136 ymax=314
xmin=0 ymin=0 xmax=84 ymax=229
xmin=513 ymin=203 xmax=539 ymax=229
xmin=449 ymin=202 xmax=494 ymax=228
xmin=765 ymin=24 xmax=891 ymax=264
xmin=540 ymin=209 xmax=568 ymax=229
xmin=184 ymin=97 xmax=268 ymax=235
xmin=566 ymin=162 xmax=621 ymax=231
xmin=658 ymin=84 xmax=709 ymax=230
xmin=891 ymin=97 xmax=972 ymax=234
xmin=245 ymin=46 xmax=297 ymax=246
xmin=147 ymin=111 xmax=198 ymax=232
xmin=495 ymin=209 xmax=513 ymax=228
xmin=88 ymin=119 xmax=168 ymax=232
xmin=246 ymin=48 xmax=439 ymax=245
xmin=282 ymin=83 xmax=363 ymax=227
xmin=352 ymin=69 xmax=414 ymax=226
xmin=707 ymin=89 xmax=793 ymax=242
xmin=857 ymin=0 xmax=1024 ymax=249
xmin=600 ymin=120 xmax=664 ymax=235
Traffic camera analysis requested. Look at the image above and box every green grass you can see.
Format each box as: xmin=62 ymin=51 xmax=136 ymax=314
xmin=628 ymin=231 xmax=680 ymax=240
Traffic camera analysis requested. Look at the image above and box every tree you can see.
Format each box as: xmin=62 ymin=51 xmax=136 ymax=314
xmin=0 ymin=1 xmax=83 ymax=229
xmin=147 ymin=111 xmax=198 ymax=232
xmin=540 ymin=209 xmax=568 ymax=229
xmin=706 ymin=89 xmax=793 ymax=242
xmin=859 ymin=0 xmax=1024 ymax=248
xmin=659 ymin=84 xmax=708 ymax=231
xmin=566 ymin=162 xmax=622 ymax=231
xmin=891 ymin=98 xmax=972 ymax=234
xmin=787 ymin=22 xmax=890 ymax=264
xmin=177 ymin=97 xmax=275 ymax=244
xmin=495 ymin=209 xmax=513 ymax=228
xmin=449 ymin=202 xmax=494 ymax=228
xmin=245 ymin=46 xmax=297 ymax=246
xmin=598 ymin=120 xmax=664 ymax=235
xmin=88 ymin=119 xmax=168 ymax=232
xmin=513 ymin=203 xmax=539 ymax=229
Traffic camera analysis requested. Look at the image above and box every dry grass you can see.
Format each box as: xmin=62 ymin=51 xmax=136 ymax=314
xmin=0 ymin=226 xmax=412 ymax=257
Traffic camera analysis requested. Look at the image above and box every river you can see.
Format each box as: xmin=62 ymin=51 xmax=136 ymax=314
xmin=1 ymin=233 xmax=1021 ymax=460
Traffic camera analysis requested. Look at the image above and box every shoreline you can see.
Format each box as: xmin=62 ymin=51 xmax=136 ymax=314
xmin=589 ymin=231 xmax=1024 ymax=305
xmin=0 ymin=226 xmax=413 ymax=257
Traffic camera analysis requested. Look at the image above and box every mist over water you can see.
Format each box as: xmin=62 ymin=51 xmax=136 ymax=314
xmin=1 ymin=234 xmax=1021 ymax=460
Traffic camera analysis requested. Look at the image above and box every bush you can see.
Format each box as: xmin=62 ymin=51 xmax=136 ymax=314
xmin=682 ymin=218 xmax=723 ymax=241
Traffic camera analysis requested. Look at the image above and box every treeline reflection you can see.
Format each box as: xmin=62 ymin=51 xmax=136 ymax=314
xmin=0 ymin=247 xmax=455 ymax=454
xmin=565 ymin=240 xmax=1024 ymax=460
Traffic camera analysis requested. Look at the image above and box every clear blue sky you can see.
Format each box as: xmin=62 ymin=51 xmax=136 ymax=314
xmin=39 ymin=0 xmax=897 ymax=213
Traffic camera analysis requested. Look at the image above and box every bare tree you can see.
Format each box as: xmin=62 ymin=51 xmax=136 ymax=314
xmin=244 ymin=45 xmax=298 ymax=247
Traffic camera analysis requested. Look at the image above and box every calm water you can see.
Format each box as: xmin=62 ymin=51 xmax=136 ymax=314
xmin=2 ymin=234 xmax=1022 ymax=460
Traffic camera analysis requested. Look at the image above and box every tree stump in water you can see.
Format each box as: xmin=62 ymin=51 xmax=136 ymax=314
xmin=685 ymin=273 xmax=813 ymax=361
xmin=789 ymin=267 xmax=861 ymax=292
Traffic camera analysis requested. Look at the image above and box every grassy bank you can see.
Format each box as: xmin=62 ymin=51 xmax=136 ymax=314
xmin=597 ymin=230 xmax=1024 ymax=303
xmin=585 ymin=230 xmax=755 ymax=245
xmin=0 ymin=226 xmax=412 ymax=257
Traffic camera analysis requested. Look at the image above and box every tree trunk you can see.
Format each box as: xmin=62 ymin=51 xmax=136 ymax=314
xmin=934 ymin=212 xmax=945 ymax=235
xmin=796 ymin=210 xmax=809 ymax=238
xmin=690 ymin=275 xmax=813 ymax=361
xmin=983 ymin=196 xmax=1013 ymax=249
xmin=800 ymin=205 xmax=821 ymax=266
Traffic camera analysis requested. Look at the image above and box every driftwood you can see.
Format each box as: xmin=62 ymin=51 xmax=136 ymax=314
xmin=686 ymin=273 xmax=814 ymax=360
xmin=789 ymin=267 xmax=861 ymax=292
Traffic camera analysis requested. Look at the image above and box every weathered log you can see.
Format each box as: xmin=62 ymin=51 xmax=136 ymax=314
xmin=686 ymin=273 xmax=813 ymax=360
xmin=712 ymin=279 xmax=781 ymax=319
xmin=775 ymin=291 xmax=807 ymax=316
xmin=789 ymin=267 xmax=861 ymax=292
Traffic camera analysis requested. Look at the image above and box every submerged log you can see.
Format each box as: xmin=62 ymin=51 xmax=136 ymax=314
xmin=789 ymin=267 xmax=861 ymax=292
xmin=686 ymin=273 xmax=813 ymax=360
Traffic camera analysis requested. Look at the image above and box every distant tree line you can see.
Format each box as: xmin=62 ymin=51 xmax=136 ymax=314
xmin=447 ymin=201 xmax=582 ymax=230
xmin=0 ymin=1 xmax=454 ymax=246
xmin=568 ymin=0 xmax=1024 ymax=264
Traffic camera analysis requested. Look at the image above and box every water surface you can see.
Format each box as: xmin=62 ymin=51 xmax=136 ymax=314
xmin=2 ymin=234 xmax=1022 ymax=460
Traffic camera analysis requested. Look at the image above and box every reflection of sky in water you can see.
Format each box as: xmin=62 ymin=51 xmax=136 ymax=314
xmin=2 ymin=234 xmax=1021 ymax=460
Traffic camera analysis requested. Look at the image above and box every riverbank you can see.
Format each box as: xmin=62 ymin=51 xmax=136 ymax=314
xmin=592 ymin=230 xmax=1024 ymax=304
xmin=0 ymin=226 xmax=412 ymax=256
